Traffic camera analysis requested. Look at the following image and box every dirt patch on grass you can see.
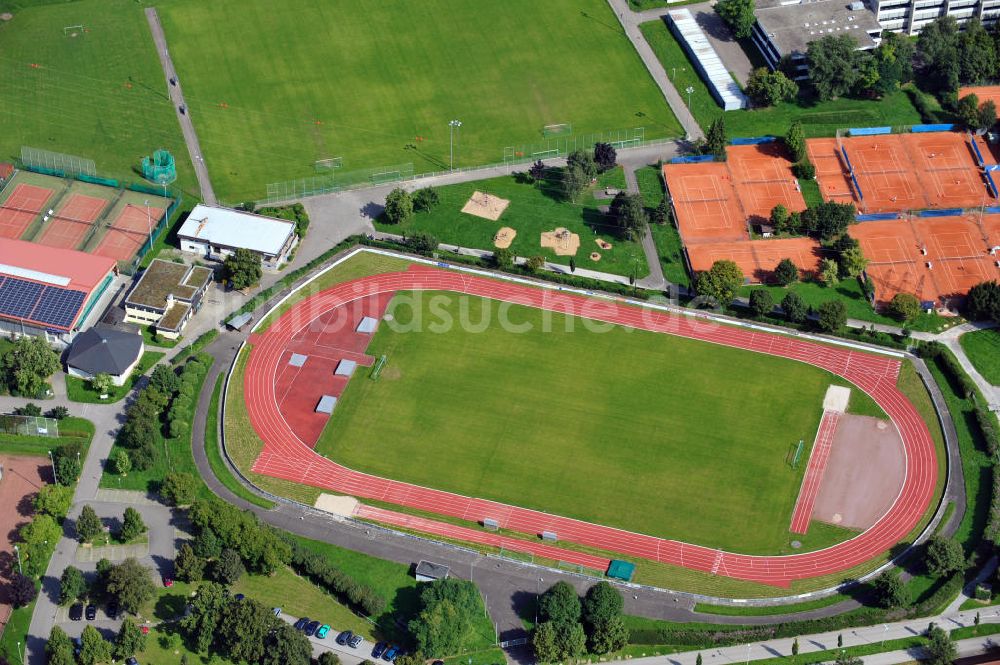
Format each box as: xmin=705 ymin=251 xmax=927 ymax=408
xmin=493 ymin=227 xmax=516 ymax=249
xmin=461 ymin=191 xmax=510 ymax=221
xmin=812 ymin=415 xmax=904 ymax=530
xmin=541 ymin=227 xmax=580 ymax=256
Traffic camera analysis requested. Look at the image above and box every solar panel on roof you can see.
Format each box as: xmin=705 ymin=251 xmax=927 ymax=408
xmin=0 ymin=278 xmax=44 ymax=318
xmin=32 ymin=287 xmax=85 ymax=328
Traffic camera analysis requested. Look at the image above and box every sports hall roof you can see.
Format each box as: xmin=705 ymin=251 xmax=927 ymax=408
xmin=178 ymin=204 xmax=296 ymax=256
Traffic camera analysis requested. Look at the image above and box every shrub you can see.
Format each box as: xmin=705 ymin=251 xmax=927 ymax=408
xmin=792 ymin=160 xmax=815 ymax=179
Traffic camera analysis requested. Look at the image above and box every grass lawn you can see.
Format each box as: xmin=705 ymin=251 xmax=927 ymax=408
xmin=318 ymin=291 xmax=853 ymax=554
xmin=233 ymin=566 xmax=378 ymax=640
xmin=634 ymin=165 xmax=690 ymax=287
xmin=374 ymin=168 xmax=649 ymax=277
xmin=959 ymin=329 xmax=1000 ymax=386
xmin=156 ymin=0 xmax=682 ymax=201
xmin=205 ymin=374 xmax=274 ymax=509
xmin=99 ymin=355 xmax=213 ymax=495
xmin=639 ymin=19 xmax=922 ymax=137
xmin=0 ymin=415 xmax=93 ymax=457
xmin=0 ymin=0 xmax=197 ymax=196
xmin=738 ymin=278 xmax=954 ymax=333
xmin=65 ymin=351 xmax=166 ymax=404
xmin=140 ymin=325 xmax=180 ymax=349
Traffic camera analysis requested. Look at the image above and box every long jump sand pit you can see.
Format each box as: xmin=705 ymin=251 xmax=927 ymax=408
xmin=314 ymin=493 xmax=359 ymax=516
xmin=461 ymin=191 xmax=510 ymax=221
xmin=812 ymin=415 xmax=905 ymax=530
xmin=541 ymin=227 xmax=580 ymax=256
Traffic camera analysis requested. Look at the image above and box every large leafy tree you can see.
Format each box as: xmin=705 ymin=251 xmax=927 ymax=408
xmin=808 ymin=35 xmax=861 ymax=101
xmin=925 ymin=536 xmax=965 ymax=576
xmin=46 ymin=627 xmax=75 ymax=665
xmin=749 ymin=289 xmax=775 ymax=318
xmin=18 ymin=514 xmax=61 ymax=576
xmin=818 ymin=300 xmax=848 ymax=333
xmin=608 ymin=192 xmax=647 ymax=241
xmin=262 ymin=622 xmax=312 ymax=665
xmin=581 ymin=582 xmax=623 ymax=628
xmin=871 ymin=571 xmax=908 ymax=608
xmin=76 ymin=505 xmax=103 ymax=543
xmin=538 ymin=581 xmax=581 ymax=625
xmin=588 ymin=615 xmax=630 ymax=654
xmin=114 ymin=617 xmax=148 ymax=660
xmin=34 ymin=484 xmax=73 ymax=520
xmin=745 ymin=68 xmax=798 ymax=107
xmin=533 ymin=620 xmax=586 ymax=661
xmin=782 ymin=291 xmax=807 ymax=323
xmin=785 ymin=122 xmax=806 ymax=163
xmin=871 ymin=31 xmax=915 ymax=96
xmin=774 ymin=258 xmax=799 ymax=286
xmin=705 ymin=117 xmax=728 ymax=159
xmin=593 ymin=142 xmax=617 ymax=172
xmin=889 ymin=293 xmax=921 ymax=322
xmin=120 ymin=507 xmax=147 ymax=543
xmin=213 ymin=548 xmax=246 ymax=585
xmin=224 ymin=247 xmax=262 ymax=290
xmin=59 ymin=566 xmax=87 ymax=605
xmin=409 ymin=578 xmax=482 ymax=656
xmin=216 ymin=596 xmax=278 ymax=665
xmin=965 ymin=281 xmax=1000 ymax=322
xmin=1 ymin=335 xmax=59 ymax=397
xmin=715 ymin=0 xmax=755 ymax=38
xmin=958 ymin=18 xmax=996 ymax=84
xmin=161 ymin=471 xmax=199 ymax=506
xmin=11 ymin=573 xmax=37 ymax=608
xmin=78 ymin=625 xmax=112 ymax=665
xmin=174 ymin=543 xmax=206 ymax=583
xmin=383 ymin=188 xmax=413 ymax=224
xmin=925 ymin=626 xmax=957 ymax=665
xmin=696 ymin=260 xmax=744 ymax=307
xmin=181 ymin=582 xmax=230 ymax=654
xmin=916 ymin=16 xmax=960 ymax=94
xmin=106 ymin=558 xmax=155 ymax=614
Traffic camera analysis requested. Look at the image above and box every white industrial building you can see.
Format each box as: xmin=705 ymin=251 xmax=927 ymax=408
xmin=177 ymin=204 xmax=298 ymax=270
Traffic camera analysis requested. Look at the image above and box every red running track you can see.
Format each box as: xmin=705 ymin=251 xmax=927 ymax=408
xmin=789 ymin=411 xmax=842 ymax=535
xmin=244 ymin=266 xmax=937 ymax=587
xmin=355 ymin=504 xmax=611 ymax=572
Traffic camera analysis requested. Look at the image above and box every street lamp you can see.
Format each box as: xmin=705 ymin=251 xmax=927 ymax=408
xmin=16 ymin=641 xmax=22 ymax=664
xmin=12 ymin=544 xmax=21 ymax=575
xmin=144 ymin=199 xmax=153 ymax=252
xmin=47 ymin=449 xmax=58 ymax=485
xmin=449 ymin=119 xmax=462 ymax=171
xmin=685 ymin=86 xmax=694 ymax=109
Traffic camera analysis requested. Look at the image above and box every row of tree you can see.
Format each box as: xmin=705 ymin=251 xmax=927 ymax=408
xmin=532 ymin=581 xmax=629 ymax=662
xmin=47 ymin=619 xmax=148 ymax=665
xmin=74 ymin=505 xmax=147 ymax=545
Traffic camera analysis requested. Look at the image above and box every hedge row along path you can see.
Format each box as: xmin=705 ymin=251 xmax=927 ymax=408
xmin=242 ymin=265 xmax=937 ymax=587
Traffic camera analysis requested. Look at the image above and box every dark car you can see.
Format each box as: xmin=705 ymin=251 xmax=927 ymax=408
xmin=371 ymin=642 xmax=387 ymax=659
xmin=234 ymin=593 xmax=245 ymax=601
xmin=126 ymin=658 xmax=139 ymax=665
xmin=304 ymin=620 xmax=321 ymax=637
xmin=349 ymin=635 xmax=364 ymax=649
xmin=336 ymin=631 xmax=352 ymax=646
xmin=85 ymin=604 xmax=97 ymax=620
xmin=293 ymin=617 xmax=310 ymax=631
xmin=69 ymin=604 xmax=84 ymax=621
xmin=383 ymin=646 xmax=399 ymax=662
xmin=106 ymin=600 xmax=119 ymax=620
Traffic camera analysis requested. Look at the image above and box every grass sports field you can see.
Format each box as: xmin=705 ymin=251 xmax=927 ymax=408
xmin=0 ymin=0 xmax=195 ymax=194
xmin=156 ymin=0 xmax=683 ymax=201
xmin=316 ymin=290 xmax=877 ymax=554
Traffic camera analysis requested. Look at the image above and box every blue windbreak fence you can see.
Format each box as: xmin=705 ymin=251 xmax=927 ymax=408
xmin=730 ymin=136 xmax=777 ymax=145
xmin=917 ymin=208 xmax=964 ymax=217
xmin=987 ymin=171 xmax=999 ymax=198
xmin=856 ymin=213 xmax=899 ymax=221
xmin=848 ymin=126 xmax=892 ymax=136
xmin=670 ymin=155 xmax=715 ymax=164
xmin=911 ymin=124 xmax=955 ymax=133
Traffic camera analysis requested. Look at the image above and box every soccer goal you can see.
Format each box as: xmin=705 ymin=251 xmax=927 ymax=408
xmin=63 ymin=24 xmax=85 ymax=36
xmin=542 ymin=123 xmax=572 ymax=137
xmin=314 ymin=157 xmax=342 ymax=172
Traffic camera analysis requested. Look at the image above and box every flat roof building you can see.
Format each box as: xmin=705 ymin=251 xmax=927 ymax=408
xmin=0 ymin=238 xmax=117 ymax=345
xmin=667 ymin=10 xmax=747 ymax=111
xmin=177 ymin=204 xmax=298 ymax=270
xmin=751 ymin=0 xmax=882 ymax=80
xmin=123 ymin=259 xmax=213 ymax=339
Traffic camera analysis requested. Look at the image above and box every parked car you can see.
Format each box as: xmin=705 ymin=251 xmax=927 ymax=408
xmin=371 ymin=642 xmax=387 ymax=659
xmin=336 ymin=631 xmax=352 ymax=646
xmin=383 ymin=646 xmax=399 ymax=662
xmin=272 ymin=607 xmax=282 ymax=617
xmin=85 ymin=605 xmax=97 ymax=621
xmin=316 ymin=624 xmax=331 ymax=639
xmin=304 ymin=620 xmax=321 ymax=637
xmin=126 ymin=658 xmax=139 ymax=665
xmin=162 ymin=577 xmax=173 ymax=588
xmin=69 ymin=604 xmax=83 ymax=621
xmin=294 ymin=617 xmax=310 ymax=631
xmin=234 ymin=593 xmax=245 ymax=601
xmin=349 ymin=634 xmax=364 ymax=649
xmin=106 ymin=600 xmax=119 ymax=620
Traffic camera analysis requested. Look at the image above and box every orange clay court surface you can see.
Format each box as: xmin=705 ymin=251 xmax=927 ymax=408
xmin=851 ymin=215 xmax=1000 ymax=304
xmin=36 ymin=194 xmax=108 ymax=250
xmin=0 ymin=184 xmax=53 ymax=240
xmin=807 ymin=132 xmax=991 ymax=214
xmin=662 ymin=162 xmax=748 ymax=243
xmin=725 ymin=144 xmax=806 ymax=220
xmin=686 ymin=237 xmax=821 ymax=282
xmin=94 ymin=203 xmax=164 ymax=262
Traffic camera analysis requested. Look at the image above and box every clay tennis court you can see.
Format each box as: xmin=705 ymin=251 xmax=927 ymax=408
xmin=94 ymin=203 xmax=164 ymax=261
xmin=36 ymin=194 xmax=108 ymax=250
xmin=810 ymin=132 xmax=990 ymax=213
xmin=663 ymin=162 xmax=749 ymax=243
xmin=0 ymin=455 xmax=48 ymax=636
xmin=726 ymin=144 xmax=806 ymax=220
xmin=0 ymin=183 xmax=53 ymax=240
xmin=243 ymin=264 xmax=936 ymax=587
xmin=851 ymin=214 xmax=1000 ymax=304
xmin=980 ymin=213 xmax=1000 ymax=248
xmin=687 ymin=237 xmax=822 ymax=281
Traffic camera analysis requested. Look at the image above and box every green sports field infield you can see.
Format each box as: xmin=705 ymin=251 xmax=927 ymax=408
xmin=316 ymin=291 xmax=873 ymax=554
xmin=156 ymin=0 xmax=683 ymax=201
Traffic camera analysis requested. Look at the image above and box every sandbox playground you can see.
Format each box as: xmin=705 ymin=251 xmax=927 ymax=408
xmin=230 ymin=253 xmax=940 ymax=590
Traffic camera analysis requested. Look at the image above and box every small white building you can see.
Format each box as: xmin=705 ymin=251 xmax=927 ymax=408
xmin=177 ymin=204 xmax=298 ymax=270
xmin=65 ymin=326 xmax=144 ymax=386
